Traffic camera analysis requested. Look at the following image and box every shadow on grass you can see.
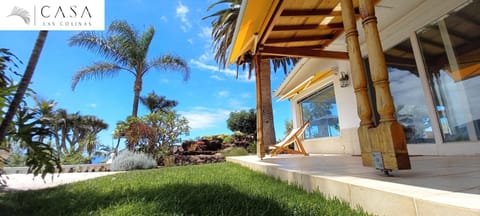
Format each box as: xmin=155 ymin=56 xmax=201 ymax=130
xmin=0 ymin=183 xmax=298 ymax=216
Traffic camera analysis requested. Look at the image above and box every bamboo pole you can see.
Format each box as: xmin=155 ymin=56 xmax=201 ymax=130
xmin=341 ymin=0 xmax=374 ymax=166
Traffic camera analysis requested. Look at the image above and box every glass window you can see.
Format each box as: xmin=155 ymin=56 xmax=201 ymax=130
xmin=416 ymin=0 xmax=480 ymax=142
xmin=300 ymin=85 xmax=340 ymax=139
xmin=385 ymin=39 xmax=434 ymax=144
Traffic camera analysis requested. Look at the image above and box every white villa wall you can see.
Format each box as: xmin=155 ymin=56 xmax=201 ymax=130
xmin=290 ymin=61 xmax=362 ymax=155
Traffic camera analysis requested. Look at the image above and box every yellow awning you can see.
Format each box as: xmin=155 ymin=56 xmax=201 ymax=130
xmin=277 ymin=69 xmax=334 ymax=101
xmin=228 ymin=0 xmax=279 ymax=64
xmin=449 ymin=63 xmax=480 ymax=82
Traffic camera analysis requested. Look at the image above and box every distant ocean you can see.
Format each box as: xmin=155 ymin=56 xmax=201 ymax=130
xmin=91 ymin=156 xmax=106 ymax=164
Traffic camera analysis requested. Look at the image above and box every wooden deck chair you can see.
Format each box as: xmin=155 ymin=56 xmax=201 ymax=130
xmin=268 ymin=121 xmax=310 ymax=156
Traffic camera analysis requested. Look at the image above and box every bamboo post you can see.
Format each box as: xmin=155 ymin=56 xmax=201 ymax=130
xmin=341 ymin=0 xmax=374 ymax=166
xmin=359 ymin=0 xmax=410 ymax=170
xmin=254 ymin=54 xmax=265 ymax=158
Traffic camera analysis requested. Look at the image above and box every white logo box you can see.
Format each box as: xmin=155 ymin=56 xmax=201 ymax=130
xmin=0 ymin=0 xmax=104 ymax=30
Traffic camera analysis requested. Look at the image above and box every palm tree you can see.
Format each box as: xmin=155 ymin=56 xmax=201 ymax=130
xmin=204 ymin=1 xmax=297 ymax=154
xmin=54 ymin=108 xmax=69 ymax=154
xmin=0 ymin=30 xmax=48 ymax=145
xmin=69 ymin=20 xmax=190 ymax=117
xmin=140 ymin=91 xmax=178 ymax=114
xmin=32 ymin=96 xmax=57 ymax=144
xmin=78 ymin=115 xmax=108 ymax=158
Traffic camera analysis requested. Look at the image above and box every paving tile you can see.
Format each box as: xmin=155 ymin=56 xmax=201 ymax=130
xmin=227 ymin=154 xmax=480 ymax=215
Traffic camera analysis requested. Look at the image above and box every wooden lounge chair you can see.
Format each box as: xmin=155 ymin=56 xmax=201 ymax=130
xmin=268 ymin=121 xmax=310 ymax=156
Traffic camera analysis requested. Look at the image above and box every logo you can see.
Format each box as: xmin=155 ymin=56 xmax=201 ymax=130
xmin=8 ymin=7 xmax=31 ymax=24
xmin=0 ymin=0 xmax=104 ymax=30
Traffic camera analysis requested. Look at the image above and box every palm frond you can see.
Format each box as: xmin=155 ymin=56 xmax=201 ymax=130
xmin=108 ymin=20 xmax=140 ymax=67
xmin=203 ymin=1 xmax=240 ymax=69
xmin=71 ymin=62 xmax=126 ymax=90
xmin=140 ymin=91 xmax=178 ymax=113
xmin=205 ymin=0 xmax=299 ymax=77
xmin=8 ymin=6 xmax=30 ymax=24
xmin=205 ymin=0 xmax=241 ymax=11
xmin=148 ymin=54 xmax=190 ymax=81
xmin=69 ymin=32 xmax=127 ymax=65
xmin=135 ymin=26 xmax=155 ymax=67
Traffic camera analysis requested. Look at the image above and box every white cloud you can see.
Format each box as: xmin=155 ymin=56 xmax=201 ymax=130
xmin=210 ymin=75 xmax=224 ymax=80
xmin=187 ymin=39 xmax=193 ymax=44
xmin=190 ymin=59 xmax=235 ymax=76
xmin=227 ymin=99 xmax=248 ymax=109
xmin=87 ymin=103 xmax=97 ymax=109
xmin=240 ymin=92 xmax=251 ymax=99
xmin=176 ymin=2 xmax=191 ymax=32
xmin=160 ymin=16 xmax=168 ymax=22
xmin=179 ymin=107 xmax=230 ymax=129
xmin=217 ymin=90 xmax=229 ymax=97
xmin=198 ymin=53 xmax=211 ymax=62
xmin=199 ymin=27 xmax=212 ymax=41
xmin=190 ymin=59 xmax=254 ymax=82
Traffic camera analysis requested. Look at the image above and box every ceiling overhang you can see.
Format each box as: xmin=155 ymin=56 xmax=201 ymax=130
xmin=228 ymin=0 xmax=365 ymax=64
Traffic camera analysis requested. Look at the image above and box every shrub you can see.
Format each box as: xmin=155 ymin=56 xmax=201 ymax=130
xmin=247 ymin=142 xmax=257 ymax=154
xmin=223 ymin=135 xmax=233 ymax=144
xmin=111 ymin=151 xmax=157 ymax=171
xmin=227 ymin=109 xmax=256 ymax=135
xmin=221 ymin=147 xmax=249 ymax=156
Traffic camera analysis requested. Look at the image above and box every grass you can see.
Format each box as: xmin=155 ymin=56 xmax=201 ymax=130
xmin=0 ymin=162 xmax=370 ymax=216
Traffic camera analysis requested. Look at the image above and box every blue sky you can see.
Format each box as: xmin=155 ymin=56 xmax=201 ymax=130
xmin=0 ymin=0 xmax=292 ymax=148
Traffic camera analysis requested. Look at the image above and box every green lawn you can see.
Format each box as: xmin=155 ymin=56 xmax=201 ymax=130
xmin=0 ymin=162 xmax=370 ymax=216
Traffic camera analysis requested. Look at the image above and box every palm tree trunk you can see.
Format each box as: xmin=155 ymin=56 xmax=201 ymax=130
xmin=0 ymin=31 xmax=48 ymax=144
xmin=260 ymin=59 xmax=276 ymax=148
xmin=132 ymin=75 xmax=142 ymax=117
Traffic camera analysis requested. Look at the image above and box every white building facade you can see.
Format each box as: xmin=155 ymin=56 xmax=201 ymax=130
xmin=275 ymin=0 xmax=480 ymax=156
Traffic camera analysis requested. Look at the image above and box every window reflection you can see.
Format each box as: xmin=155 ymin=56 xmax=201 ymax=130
xmin=300 ymin=85 xmax=340 ymax=139
xmin=385 ymin=39 xmax=434 ymax=144
xmin=417 ymin=0 xmax=480 ymax=142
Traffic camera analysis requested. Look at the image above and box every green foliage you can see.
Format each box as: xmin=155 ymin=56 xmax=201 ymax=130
xmin=140 ymin=91 xmax=178 ymax=114
xmin=227 ymin=109 xmax=256 ymax=135
xmin=223 ymin=135 xmax=233 ymax=144
xmin=1 ymin=48 xmax=65 ymax=183
xmin=115 ymin=111 xmax=189 ymax=157
xmin=10 ymin=106 xmax=62 ymax=178
xmin=0 ymin=163 xmax=370 ymax=215
xmin=247 ymin=141 xmax=257 ymax=154
xmin=69 ymin=20 xmax=190 ymax=117
xmin=61 ymin=152 xmax=89 ymax=165
xmin=221 ymin=147 xmax=248 ymax=156
xmin=5 ymin=144 xmax=26 ymax=166
xmin=110 ymin=150 xmax=157 ymax=171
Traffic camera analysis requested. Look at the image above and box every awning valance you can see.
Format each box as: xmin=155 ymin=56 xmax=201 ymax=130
xmin=277 ymin=68 xmax=334 ymax=101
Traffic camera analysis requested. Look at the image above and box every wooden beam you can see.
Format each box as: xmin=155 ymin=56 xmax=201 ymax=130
xmin=453 ymin=13 xmax=480 ymax=28
xmin=258 ymin=0 xmax=286 ymax=47
xmin=254 ymin=55 xmax=265 ymax=159
xmin=281 ymin=8 xmax=360 ymax=17
xmin=265 ymin=35 xmax=334 ymax=44
xmin=384 ymin=55 xmax=418 ymax=72
xmin=260 ymin=46 xmax=348 ymax=59
xmin=272 ymin=23 xmax=344 ymax=31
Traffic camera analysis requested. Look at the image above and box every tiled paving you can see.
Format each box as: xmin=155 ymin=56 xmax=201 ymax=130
xmin=227 ymin=154 xmax=480 ymax=216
